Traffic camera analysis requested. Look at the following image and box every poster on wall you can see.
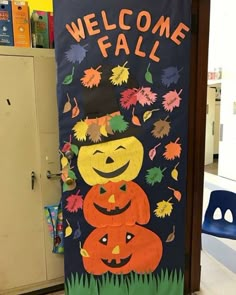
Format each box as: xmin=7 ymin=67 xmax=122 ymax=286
xmin=54 ymin=0 xmax=191 ymax=294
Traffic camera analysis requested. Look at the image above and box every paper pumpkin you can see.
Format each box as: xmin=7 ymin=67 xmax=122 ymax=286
xmin=82 ymin=224 xmax=163 ymax=275
xmin=83 ymin=181 xmax=150 ymax=227
xmin=77 ymin=137 xmax=144 ymax=185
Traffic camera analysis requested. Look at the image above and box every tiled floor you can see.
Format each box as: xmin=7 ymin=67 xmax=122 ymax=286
xmin=199 ymin=168 xmax=236 ymax=294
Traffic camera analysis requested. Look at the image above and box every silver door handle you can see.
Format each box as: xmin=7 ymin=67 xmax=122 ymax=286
xmin=46 ymin=170 xmax=61 ymax=179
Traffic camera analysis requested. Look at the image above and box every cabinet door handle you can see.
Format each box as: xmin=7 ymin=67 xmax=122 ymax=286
xmin=46 ymin=170 xmax=61 ymax=179
xmin=31 ymin=171 xmax=36 ymax=190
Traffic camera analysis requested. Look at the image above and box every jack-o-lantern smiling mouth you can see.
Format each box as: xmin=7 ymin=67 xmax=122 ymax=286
xmin=93 ymin=161 xmax=130 ymax=178
xmin=94 ymin=201 xmax=131 ymax=216
xmin=101 ymin=255 xmax=132 ymax=268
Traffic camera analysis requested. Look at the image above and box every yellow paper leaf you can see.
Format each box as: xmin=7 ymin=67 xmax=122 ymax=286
xmin=154 ymin=199 xmax=173 ymax=218
xmin=171 ymin=168 xmax=178 ymax=181
xmin=109 ymin=62 xmax=129 ymax=86
xmin=61 ymin=156 xmax=69 ymax=168
xmin=65 ymin=225 xmax=72 ymax=237
xmin=143 ymin=111 xmax=152 ymax=122
xmin=80 ymin=248 xmax=90 ymax=257
xmin=100 ymin=125 xmax=108 ymax=137
xmin=73 ymin=120 xmax=88 ymax=141
xmin=65 ymin=219 xmax=72 ymax=237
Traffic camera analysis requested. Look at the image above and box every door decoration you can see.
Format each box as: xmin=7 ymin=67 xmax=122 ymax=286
xmin=54 ymin=0 xmax=191 ymax=294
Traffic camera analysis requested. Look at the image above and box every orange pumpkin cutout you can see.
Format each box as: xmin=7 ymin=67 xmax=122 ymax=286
xmin=82 ymin=224 xmax=163 ymax=275
xmin=83 ymin=181 xmax=150 ymax=227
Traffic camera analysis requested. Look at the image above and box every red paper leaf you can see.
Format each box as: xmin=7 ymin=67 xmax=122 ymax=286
xmin=65 ymin=190 xmax=83 ymax=213
xmin=120 ymin=88 xmax=138 ymax=109
xmin=136 ymin=87 xmax=157 ymax=106
xmin=162 ymin=89 xmax=182 ymax=112
xmin=149 ymin=143 xmax=161 ymax=160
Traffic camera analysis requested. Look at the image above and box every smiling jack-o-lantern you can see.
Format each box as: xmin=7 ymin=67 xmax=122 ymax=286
xmin=84 ymin=181 xmax=150 ymax=227
xmin=82 ymin=224 xmax=163 ymax=275
xmin=77 ymin=137 xmax=144 ymax=186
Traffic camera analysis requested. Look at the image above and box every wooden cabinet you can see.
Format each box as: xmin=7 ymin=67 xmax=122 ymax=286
xmin=0 ymin=47 xmax=63 ymax=294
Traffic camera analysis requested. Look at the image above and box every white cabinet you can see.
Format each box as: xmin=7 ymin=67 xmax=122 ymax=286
xmin=0 ymin=47 xmax=63 ymax=294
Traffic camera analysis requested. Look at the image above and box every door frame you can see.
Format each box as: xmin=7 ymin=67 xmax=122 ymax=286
xmin=184 ymin=0 xmax=210 ymax=293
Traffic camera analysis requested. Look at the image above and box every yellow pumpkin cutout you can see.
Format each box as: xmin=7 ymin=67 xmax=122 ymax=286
xmin=82 ymin=224 xmax=163 ymax=275
xmin=77 ymin=137 xmax=144 ymax=185
xmin=83 ymin=181 xmax=150 ymax=227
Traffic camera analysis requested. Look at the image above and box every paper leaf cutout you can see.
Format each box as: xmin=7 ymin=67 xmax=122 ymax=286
xmin=136 ymin=87 xmax=157 ymax=106
xmin=73 ymin=221 xmax=82 ymax=240
xmin=149 ymin=143 xmax=161 ymax=161
xmin=152 ymin=117 xmax=171 ymax=139
xmin=80 ymin=242 xmax=90 ymax=257
xmin=73 ymin=120 xmax=88 ymax=141
xmin=109 ymin=115 xmax=128 ymax=133
xmin=145 ymin=63 xmax=153 ymax=84
xmin=81 ymin=65 xmax=102 ymax=88
xmin=65 ymin=44 xmax=88 ymax=64
xmin=163 ymin=138 xmax=182 ymax=160
xmin=162 ymin=89 xmax=182 ymax=112
xmin=154 ymin=199 xmax=173 ymax=218
xmin=65 ymin=219 xmax=72 ymax=237
xmin=63 ymin=93 xmax=72 ymax=113
xmin=63 ymin=67 xmax=75 ymax=85
xmin=146 ymin=167 xmax=166 ymax=186
xmin=143 ymin=108 xmax=159 ymax=122
xmin=166 ymin=226 xmax=176 ymax=242
xmin=63 ymin=182 xmax=69 ymax=192
xmin=161 ymin=67 xmax=183 ymax=87
xmin=132 ymin=108 xmax=141 ymax=126
xmin=87 ymin=123 xmax=101 ymax=143
xmin=71 ymin=144 xmax=79 ymax=156
xmin=168 ymin=187 xmax=182 ymax=202
xmin=65 ymin=190 xmax=83 ymax=213
xmin=61 ymin=156 xmax=68 ymax=168
xmin=171 ymin=162 xmax=179 ymax=181
xmin=110 ymin=61 xmax=129 ymax=86
xmin=100 ymin=125 xmax=108 ymax=137
xmin=120 ymin=88 xmax=138 ymax=110
xmin=68 ymin=170 xmax=77 ymax=180
xmin=72 ymin=97 xmax=80 ymax=118
xmin=62 ymin=142 xmax=71 ymax=153
xmin=106 ymin=124 xmax=114 ymax=135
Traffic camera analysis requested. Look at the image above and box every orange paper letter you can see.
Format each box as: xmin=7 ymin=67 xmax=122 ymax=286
xmin=66 ymin=19 xmax=85 ymax=42
xmin=97 ymin=36 xmax=112 ymax=58
xmin=135 ymin=36 xmax=146 ymax=58
xmin=115 ymin=33 xmax=130 ymax=56
xmin=84 ymin=13 xmax=101 ymax=36
xmin=137 ymin=11 xmax=151 ymax=32
xmin=171 ymin=22 xmax=190 ymax=45
xmin=101 ymin=10 xmax=117 ymax=30
xmin=149 ymin=41 xmax=160 ymax=62
xmin=119 ymin=9 xmax=133 ymax=30
xmin=152 ymin=16 xmax=170 ymax=38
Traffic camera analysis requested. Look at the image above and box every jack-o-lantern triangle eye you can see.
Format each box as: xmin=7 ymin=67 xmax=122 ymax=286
xmin=120 ymin=184 xmax=127 ymax=192
xmin=99 ymin=234 xmax=108 ymax=245
xmin=126 ymin=233 xmax=135 ymax=243
xmin=100 ymin=186 xmax=107 ymax=194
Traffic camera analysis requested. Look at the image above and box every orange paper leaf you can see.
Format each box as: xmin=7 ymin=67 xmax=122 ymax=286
xmin=81 ymin=66 xmax=102 ymax=88
xmin=168 ymin=187 xmax=182 ymax=201
xmin=163 ymin=138 xmax=182 ymax=160
xmin=72 ymin=97 xmax=80 ymax=118
xmin=132 ymin=108 xmax=141 ymax=126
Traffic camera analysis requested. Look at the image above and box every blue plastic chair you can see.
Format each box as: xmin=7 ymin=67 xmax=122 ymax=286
xmin=202 ymin=190 xmax=236 ymax=239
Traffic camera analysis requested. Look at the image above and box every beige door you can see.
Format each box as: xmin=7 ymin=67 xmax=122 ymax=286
xmin=0 ymin=56 xmax=46 ymax=291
